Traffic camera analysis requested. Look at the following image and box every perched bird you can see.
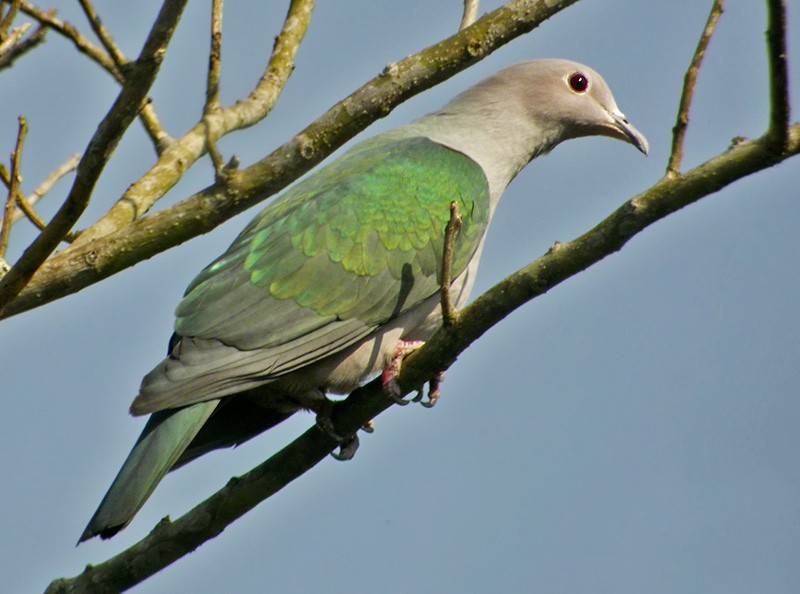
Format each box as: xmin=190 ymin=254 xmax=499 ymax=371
xmin=80 ymin=59 xmax=648 ymax=542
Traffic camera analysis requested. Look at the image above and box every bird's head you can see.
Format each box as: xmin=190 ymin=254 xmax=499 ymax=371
xmin=501 ymin=59 xmax=649 ymax=156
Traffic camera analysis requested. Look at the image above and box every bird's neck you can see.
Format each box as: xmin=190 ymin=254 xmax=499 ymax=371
xmin=405 ymin=99 xmax=564 ymax=211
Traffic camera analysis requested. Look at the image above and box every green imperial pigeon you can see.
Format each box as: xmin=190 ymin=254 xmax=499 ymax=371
xmin=80 ymin=59 xmax=648 ymax=542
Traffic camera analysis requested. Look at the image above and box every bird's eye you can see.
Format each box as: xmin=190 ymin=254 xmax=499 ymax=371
xmin=568 ymin=72 xmax=589 ymax=94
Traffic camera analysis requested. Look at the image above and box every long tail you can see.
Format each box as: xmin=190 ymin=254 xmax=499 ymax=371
xmin=79 ymin=401 xmax=219 ymax=542
xmin=79 ymin=394 xmax=296 ymax=542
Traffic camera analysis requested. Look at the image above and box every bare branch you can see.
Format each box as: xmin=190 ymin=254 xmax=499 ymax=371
xmin=0 ymin=20 xmax=46 ymax=70
xmin=0 ymin=0 xmax=189 ymax=314
xmin=0 ymin=116 xmax=27 ymax=259
xmin=9 ymin=153 xmax=80 ymax=225
xmin=77 ymin=0 xmax=127 ymax=68
xmin=0 ymin=0 xmax=21 ymax=38
xmin=74 ymin=0 xmax=317 ymax=245
xmin=19 ymin=1 xmax=172 ymax=152
xmin=0 ymin=0 xmax=48 ymax=70
xmin=765 ymin=0 xmax=789 ymax=149
xmin=204 ymin=0 xmax=226 ymax=176
xmin=460 ymin=0 xmax=480 ymax=30
xmin=205 ymin=0 xmax=223 ymax=115
xmin=440 ymin=201 xmax=462 ymax=326
xmin=0 ymin=19 xmax=26 ymax=52
xmin=666 ymin=0 xmax=724 ymax=177
xmin=19 ymin=2 xmax=118 ymax=75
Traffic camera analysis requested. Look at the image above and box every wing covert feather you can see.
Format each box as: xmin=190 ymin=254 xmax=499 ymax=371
xmin=175 ymin=134 xmax=490 ymax=370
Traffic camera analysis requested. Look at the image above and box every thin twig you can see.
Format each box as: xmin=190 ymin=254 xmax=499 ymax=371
xmin=19 ymin=1 xmax=172 ymax=152
xmin=77 ymin=0 xmax=127 ymax=68
xmin=19 ymin=2 xmax=118 ymax=75
xmin=0 ymin=0 xmax=21 ymax=38
xmin=765 ymin=0 xmax=789 ymax=149
xmin=666 ymin=0 xmax=724 ymax=178
xmin=205 ymin=0 xmax=226 ymax=176
xmin=11 ymin=153 xmax=80 ymax=225
xmin=0 ymin=155 xmax=80 ymax=241
xmin=0 ymin=0 xmax=189 ymax=315
xmin=0 ymin=116 xmax=27 ymax=259
xmin=440 ymin=201 xmax=462 ymax=326
xmin=459 ymin=0 xmax=480 ymax=30
xmin=205 ymin=0 xmax=223 ymax=114
xmin=0 ymin=20 xmax=26 ymax=53
xmin=0 ymin=17 xmax=25 ymax=50
xmin=0 ymin=20 xmax=46 ymax=70
xmin=74 ymin=0 xmax=317 ymax=245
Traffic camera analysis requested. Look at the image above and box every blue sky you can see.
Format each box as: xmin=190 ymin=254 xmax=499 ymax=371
xmin=2 ymin=1 xmax=799 ymax=592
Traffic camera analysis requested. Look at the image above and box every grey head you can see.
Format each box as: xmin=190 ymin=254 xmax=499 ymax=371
xmin=412 ymin=58 xmax=648 ymax=200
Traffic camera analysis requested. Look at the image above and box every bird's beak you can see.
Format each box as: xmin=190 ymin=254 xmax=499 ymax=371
xmin=608 ymin=110 xmax=649 ymax=155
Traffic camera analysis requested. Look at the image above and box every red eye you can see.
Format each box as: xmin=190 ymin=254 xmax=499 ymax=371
xmin=568 ymin=72 xmax=589 ymax=93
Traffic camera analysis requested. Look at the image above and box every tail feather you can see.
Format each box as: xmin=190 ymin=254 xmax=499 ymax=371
xmin=173 ymin=396 xmax=295 ymax=470
xmin=79 ymin=401 xmax=219 ymax=542
xmin=80 ymin=393 xmax=298 ymax=543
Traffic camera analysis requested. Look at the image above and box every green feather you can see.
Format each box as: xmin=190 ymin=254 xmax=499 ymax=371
xmin=175 ymin=135 xmax=489 ymax=356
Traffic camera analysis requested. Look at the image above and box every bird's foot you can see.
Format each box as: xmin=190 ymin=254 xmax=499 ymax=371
xmin=315 ymin=410 xmax=361 ymax=461
xmin=330 ymin=434 xmax=360 ymax=461
xmin=382 ymin=340 xmax=425 ymax=405
xmin=411 ymin=371 xmax=445 ymax=408
xmin=382 ymin=341 xmax=444 ymax=407
xmin=315 ymin=404 xmax=374 ymax=461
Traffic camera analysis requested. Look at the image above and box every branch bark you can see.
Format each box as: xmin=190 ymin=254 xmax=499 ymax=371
xmin=666 ymin=0 xmax=724 ymax=177
xmin=0 ymin=116 xmax=27 ymax=260
xmin=0 ymin=0 xmax=189 ymax=315
xmin=19 ymin=1 xmax=171 ymax=151
xmin=71 ymin=0 xmax=316 ymax=245
xmin=765 ymin=0 xmax=789 ymax=148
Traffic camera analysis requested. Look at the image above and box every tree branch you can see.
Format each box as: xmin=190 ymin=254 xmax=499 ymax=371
xmin=3 ymin=0 xmax=582 ymax=319
xmin=19 ymin=1 xmax=171 ymax=152
xmin=19 ymin=1 xmax=116 ymax=71
xmin=0 ymin=0 xmax=21 ymax=38
xmin=0 ymin=19 xmax=46 ymax=70
xmin=440 ymin=201 xmax=462 ymax=326
xmin=666 ymin=0 xmax=724 ymax=177
xmin=203 ymin=0 xmax=226 ymax=176
xmin=0 ymin=116 xmax=27 ymax=260
xmin=7 ymin=153 xmax=80 ymax=226
xmin=0 ymin=0 xmax=189 ymax=315
xmin=0 ymin=0 xmax=48 ymax=70
xmin=765 ymin=0 xmax=789 ymax=149
xmin=73 ymin=0 xmax=317 ymax=245
xmin=77 ymin=0 xmax=127 ymax=69
xmin=460 ymin=0 xmax=480 ymax=30
xmin=44 ymin=121 xmax=800 ymax=593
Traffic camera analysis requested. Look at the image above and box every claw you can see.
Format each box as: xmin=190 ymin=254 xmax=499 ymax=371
xmin=315 ymin=410 xmax=344 ymax=442
xmin=316 ymin=408 xmax=361 ymax=461
xmin=330 ymin=434 xmax=360 ymax=461
xmin=415 ymin=371 xmax=445 ymax=408
xmin=382 ymin=341 xmax=446 ymax=407
xmin=387 ymin=388 xmax=413 ymax=405
xmin=382 ymin=340 xmax=425 ymax=404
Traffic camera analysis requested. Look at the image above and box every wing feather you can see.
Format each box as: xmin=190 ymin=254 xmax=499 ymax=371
xmin=135 ymin=134 xmax=490 ymax=413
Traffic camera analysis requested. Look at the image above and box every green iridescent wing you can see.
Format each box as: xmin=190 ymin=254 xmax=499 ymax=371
xmin=173 ymin=135 xmax=489 ymax=381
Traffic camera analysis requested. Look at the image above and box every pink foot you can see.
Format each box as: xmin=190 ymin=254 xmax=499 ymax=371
xmin=382 ymin=341 xmax=444 ymax=407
